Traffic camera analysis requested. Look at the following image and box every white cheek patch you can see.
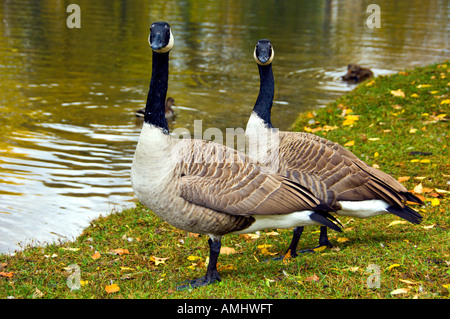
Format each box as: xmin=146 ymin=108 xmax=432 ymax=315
xmin=254 ymin=47 xmax=275 ymax=66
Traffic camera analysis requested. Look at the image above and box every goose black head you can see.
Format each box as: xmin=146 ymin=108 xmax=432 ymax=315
xmin=149 ymin=21 xmax=174 ymax=53
xmin=253 ymin=39 xmax=274 ymax=66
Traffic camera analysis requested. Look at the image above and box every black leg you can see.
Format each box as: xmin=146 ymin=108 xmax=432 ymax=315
xmin=176 ymin=236 xmax=222 ymax=291
xmin=286 ymin=226 xmax=304 ymax=258
xmin=317 ymin=226 xmax=333 ymax=248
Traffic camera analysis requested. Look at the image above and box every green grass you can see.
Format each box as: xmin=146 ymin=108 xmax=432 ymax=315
xmin=1 ymin=62 xmax=449 ymax=299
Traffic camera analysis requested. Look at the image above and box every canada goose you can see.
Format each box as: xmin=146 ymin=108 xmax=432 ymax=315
xmin=246 ymin=39 xmax=423 ymax=257
xmin=135 ymin=97 xmax=175 ymax=119
xmin=131 ymin=23 xmax=341 ymax=290
xmin=342 ymin=64 xmax=374 ymax=83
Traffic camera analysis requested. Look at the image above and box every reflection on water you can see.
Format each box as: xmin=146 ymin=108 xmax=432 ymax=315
xmin=0 ymin=0 xmax=448 ymax=253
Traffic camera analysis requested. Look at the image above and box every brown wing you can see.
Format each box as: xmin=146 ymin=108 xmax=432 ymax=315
xmin=278 ymin=131 xmax=413 ymax=207
xmin=176 ymin=139 xmax=325 ymax=216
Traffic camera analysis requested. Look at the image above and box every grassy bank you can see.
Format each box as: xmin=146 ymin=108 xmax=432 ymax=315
xmin=1 ymin=62 xmax=449 ymax=299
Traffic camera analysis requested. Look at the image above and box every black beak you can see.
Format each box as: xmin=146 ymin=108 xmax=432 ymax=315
xmin=150 ymin=31 xmax=166 ymax=51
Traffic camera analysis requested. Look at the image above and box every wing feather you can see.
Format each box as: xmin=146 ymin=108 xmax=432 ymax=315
xmin=177 ymin=139 xmax=326 ymax=216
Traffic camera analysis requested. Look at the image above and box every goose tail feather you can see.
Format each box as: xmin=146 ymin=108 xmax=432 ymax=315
xmin=386 ymin=205 xmax=423 ymax=224
xmin=310 ymin=208 xmax=342 ymax=232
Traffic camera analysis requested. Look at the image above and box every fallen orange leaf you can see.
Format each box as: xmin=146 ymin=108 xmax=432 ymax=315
xmin=0 ymin=271 xmax=13 ymax=278
xmin=112 ymin=248 xmax=130 ymax=255
xmin=397 ymin=176 xmax=410 ymax=183
xmin=105 ymin=283 xmax=120 ymax=294
xmin=283 ymin=250 xmax=292 ymax=264
xmin=91 ymin=252 xmax=101 ymax=260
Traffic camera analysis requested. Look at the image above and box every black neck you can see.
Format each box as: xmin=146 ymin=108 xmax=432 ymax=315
xmin=144 ymin=51 xmax=170 ymax=134
xmin=253 ymin=64 xmax=274 ymax=128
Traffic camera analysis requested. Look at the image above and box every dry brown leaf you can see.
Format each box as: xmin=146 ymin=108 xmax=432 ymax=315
xmin=388 ymin=220 xmax=408 ymax=227
xmin=220 ymin=247 xmax=236 ymax=255
xmin=305 ymin=274 xmax=320 ymax=282
xmin=218 ymin=264 xmax=236 ymax=271
xmin=239 ymin=233 xmax=260 ymax=241
xmin=187 ymin=232 xmax=200 ymax=238
xmin=390 ymin=288 xmax=410 ymax=295
xmin=265 ymin=231 xmax=280 ymax=236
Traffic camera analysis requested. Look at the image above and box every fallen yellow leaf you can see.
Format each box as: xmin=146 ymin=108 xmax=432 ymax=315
xmin=399 ymin=279 xmax=420 ymax=285
xmin=265 ymin=231 xmax=279 ymax=236
xmin=409 ymin=128 xmax=417 ymax=134
xmin=312 ymin=245 xmax=327 ymax=253
xmin=105 ymin=283 xmax=120 ymax=294
xmin=430 ymin=198 xmax=440 ymax=206
xmin=218 ymin=264 xmax=237 ymax=271
xmin=435 ymin=188 xmax=449 ymax=195
xmin=150 ymin=256 xmax=169 ymax=265
xmin=187 ymin=255 xmax=201 ymax=261
xmin=374 ymin=152 xmax=379 ymax=158
xmin=390 ymin=288 xmax=410 ymax=295
xmin=342 ymin=119 xmax=355 ymax=126
xmin=390 ymin=89 xmax=405 ymax=97
xmin=336 ymin=237 xmax=349 ymax=243
xmin=344 ymin=140 xmax=355 ymax=147
xmin=387 ymin=263 xmax=401 ymax=271
xmin=345 ymin=115 xmax=360 ymax=121
xmin=119 ymin=267 xmax=134 ymax=271
xmin=410 ymin=93 xmax=419 ymax=98
xmin=413 ymin=183 xmax=423 ymax=194
xmin=416 ymin=84 xmax=432 ymax=88
xmin=343 ymin=266 xmax=360 ymax=272
xmin=439 ymin=99 xmax=450 ymax=105
xmin=388 ymin=220 xmax=408 ymax=227
xmin=61 ymin=247 xmax=80 ymax=252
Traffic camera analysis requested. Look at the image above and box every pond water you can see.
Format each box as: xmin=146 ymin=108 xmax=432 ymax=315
xmin=0 ymin=0 xmax=448 ymax=253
